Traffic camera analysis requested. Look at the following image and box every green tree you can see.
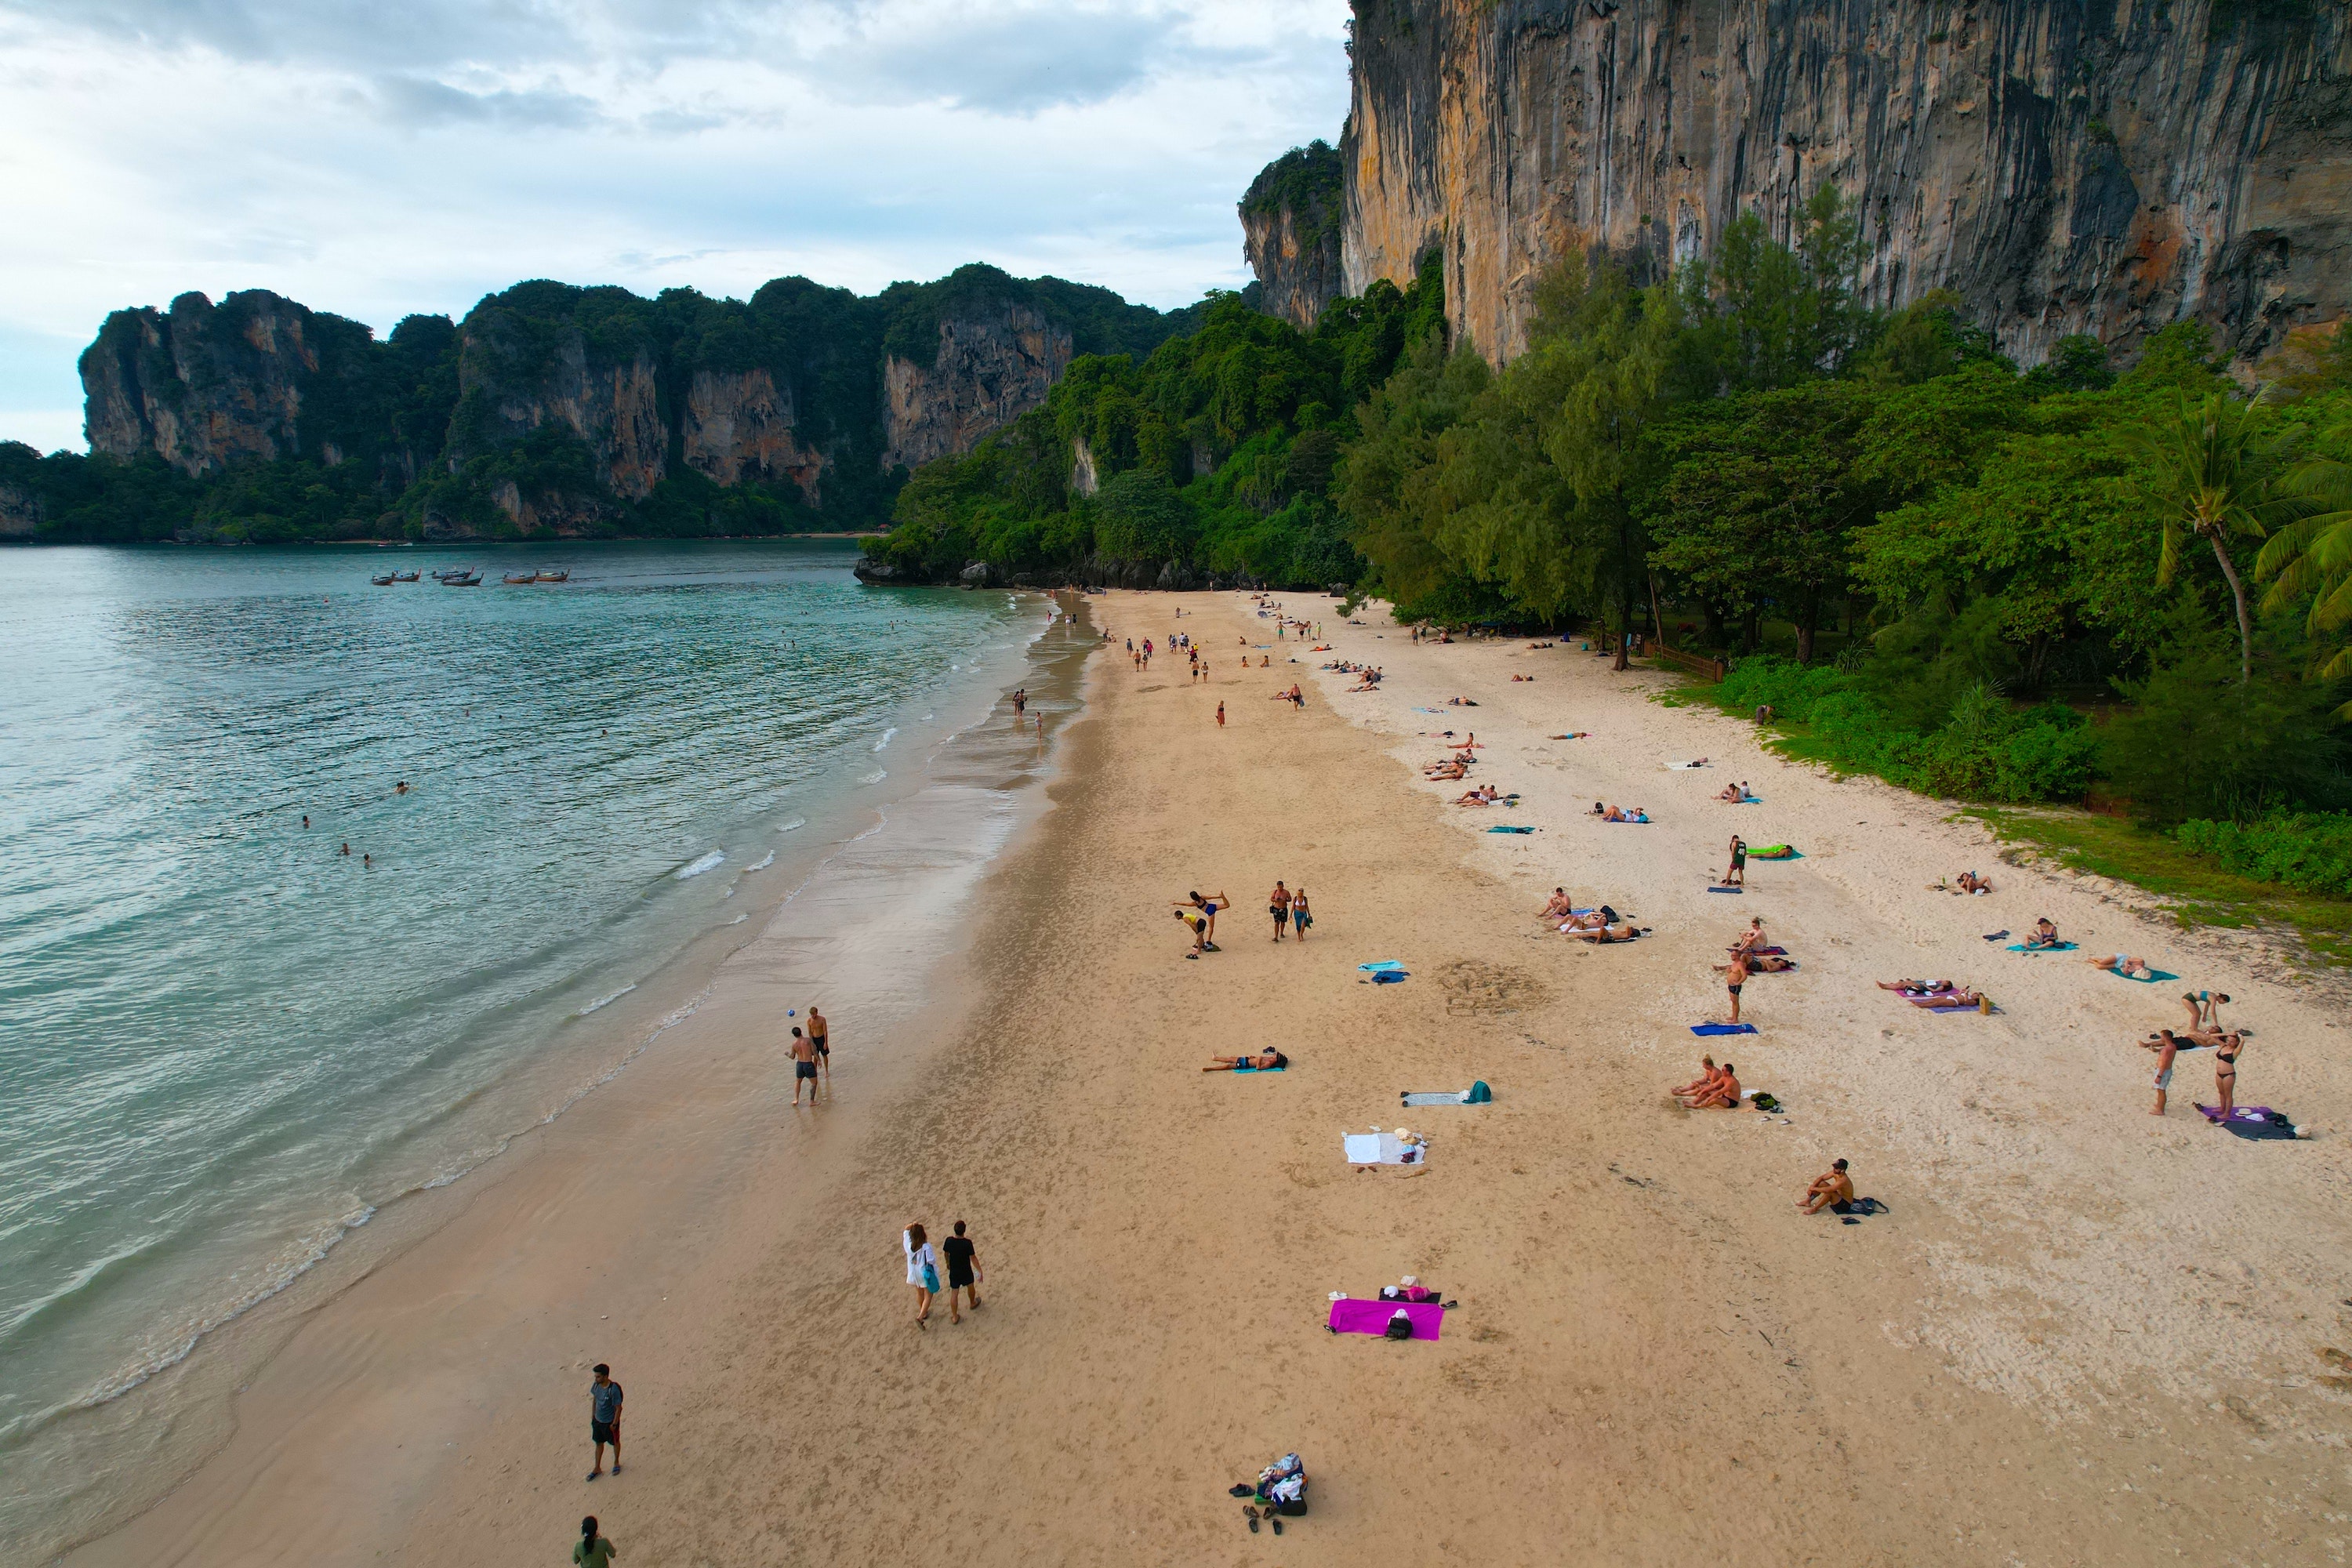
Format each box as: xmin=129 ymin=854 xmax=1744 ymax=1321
xmin=2136 ymin=391 xmax=2300 ymax=682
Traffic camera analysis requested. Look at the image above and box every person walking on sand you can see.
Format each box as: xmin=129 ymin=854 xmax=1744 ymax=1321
xmin=1722 ymin=951 xmax=1750 ymax=1026
xmin=586 ymin=1364 xmax=623 ymax=1480
xmin=788 ymin=1027 xmax=820 ymax=1105
xmin=575 ymin=1516 xmax=618 ymax=1567
xmin=1012 ymin=688 xmax=1025 ymax=720
xmin=2151 ymin=1032 xmax=2180 ymax=1116
xmin=1722 ymin=835 xmax=1747 ymax=887
xmin=1216 ymin=701 xmax=1226 ymax=728
xmin=1288 ymin=887 xmax=1312 ymax=942
xmin=1269 ymin=880 xmax=1291 ymax=942
xmin=943 ymin=1220 xmax=982 ymax=1323
xmin=806 ymin=1004 xmax=829 ymax=1083
xmin=905 ymin=1222 xmax=939 ymax=1328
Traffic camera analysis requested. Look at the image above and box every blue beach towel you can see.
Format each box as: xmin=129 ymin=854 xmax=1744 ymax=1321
xmin=1708 ymin=887 xmax=1744 ymax=895
xmin=1369 ymin=970 xmax=1408 ymax=984
xmin=1231 ymin=1063 xmax=1288 ymax=1073
xmin=1358 ymin=960 xmax=1405 ymax=971
xmin=2113 ymin=968 xmax=2176 ymax=983
xmin=1691 ymin=1022 xmax=1759 ymax=1036
xmin=1487 ymin=824 xmax=1536 ymax=834
xmin=2006 ymin=942 xmax=2078 ymax=953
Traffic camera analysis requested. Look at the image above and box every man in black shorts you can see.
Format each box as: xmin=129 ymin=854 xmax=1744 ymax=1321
xmin=943 ymin=1220 xmax=982 ymax=1323
xmin=587 ymin=1363 xmax=623 ymax=1480
xmin=788 ymin=1026 xmax=819 ymax=1105
xmin=805 ymin=1004 xmax=829 ymax=1085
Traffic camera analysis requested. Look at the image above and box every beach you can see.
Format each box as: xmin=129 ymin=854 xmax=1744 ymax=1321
xmin=60 ymin=590 xmax=2352 ymax=1566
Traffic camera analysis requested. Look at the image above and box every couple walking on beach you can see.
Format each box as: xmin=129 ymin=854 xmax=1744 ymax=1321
xmin=904 ymin=1220 xmax=983 ymax=1327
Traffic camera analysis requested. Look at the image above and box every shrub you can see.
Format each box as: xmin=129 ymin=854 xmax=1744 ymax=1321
xmin=2102 ymin=651 xmax=2348 ymax=824
xmin=2175 ymin=813 xmax=2352 ymax=896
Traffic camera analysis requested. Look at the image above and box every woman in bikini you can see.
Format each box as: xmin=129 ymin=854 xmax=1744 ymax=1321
xmin=2212 ymin=1031 xmax=2245 ymax=1120
xmin=1288 ymin=888 xmax=1312 ymax=942
xmin=2086 ymin=953 xmax=2154 ymax=979
xmin=1204 ymin=1051 xmax=1288 ymax=1071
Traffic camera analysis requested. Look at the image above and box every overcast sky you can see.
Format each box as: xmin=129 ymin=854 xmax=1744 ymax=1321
xmin=0 ymin=0 xmax=1350 ymax=453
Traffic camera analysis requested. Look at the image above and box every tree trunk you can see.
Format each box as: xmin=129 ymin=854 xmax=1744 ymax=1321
xmin=1795 ymin=622 xmax=1815 ymax=666
xmin=2207 ymin=530 xmax=2254 ymax=684
xmin=1612 ymin=506 xmax=1633 ymax=672
xmin=1648 ymin=572 xmax=1668 ymax=648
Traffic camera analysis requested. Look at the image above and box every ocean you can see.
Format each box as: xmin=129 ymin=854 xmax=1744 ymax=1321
xmin=0 ymin=540 xmax=1051 ymax=1545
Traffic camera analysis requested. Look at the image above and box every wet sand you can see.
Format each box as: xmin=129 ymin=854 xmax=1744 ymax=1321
xmin=65 ymin=591 xmax=2352 ymax=1566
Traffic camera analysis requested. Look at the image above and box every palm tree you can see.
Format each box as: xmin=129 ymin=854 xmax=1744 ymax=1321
xmin=2137 ymin=391 xmax=2299 ymax=683
xmin=2256 ymin=429 xmax=2352 ymax=712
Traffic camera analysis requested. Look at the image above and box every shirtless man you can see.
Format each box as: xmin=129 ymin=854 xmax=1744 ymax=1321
xmin=805 ymin=1004 xmax=829 ymax=1083
xmin=1268 ymin=880 xmax=1292 ymax=942
xmin=1730 ymin=917 xmax=1766 ymax=956
xmin=1671 ymin=1055 xmax=1719 ymax=1097
xmin=1455 ymin=785 xmax=1500 ymax=806
xmin=1679 ymin=1062 xmax=1740 ymax=1109
xmin=1566 ymin=921 xmax=1640 ymax=942
xmin=787 ymin=1026 xmax=820 ymax=1106
xmin=1800 ymin=1160 xmax=1854 ymax=1214
xmin=1722 ymin=953 xmax=1750 ymax=1025
xmin=1538 ymin=887 xmax=1575 ymax=923
xmin=2151 ymin=1031 xmax=2180 ymax=1116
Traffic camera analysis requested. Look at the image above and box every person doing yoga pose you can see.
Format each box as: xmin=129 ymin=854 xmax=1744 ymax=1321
xmin=1203 ymin=1051 xmax=1289 ymax=1072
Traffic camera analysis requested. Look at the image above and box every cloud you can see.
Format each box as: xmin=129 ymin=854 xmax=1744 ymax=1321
xmin=0 ymin=0 xmax=1353 ymax=450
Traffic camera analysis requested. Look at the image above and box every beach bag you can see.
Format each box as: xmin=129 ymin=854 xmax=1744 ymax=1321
xmin=1465 ymin=1080 xmax=1492 ymax=1104
xmin=1383 ymin=1308 xmax=1415 ymax=1341
xmin=922 ymin=1262 xmax=941 ymax=1294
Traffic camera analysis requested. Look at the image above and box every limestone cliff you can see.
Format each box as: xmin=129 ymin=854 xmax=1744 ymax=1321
xmin=883 ymin=301 xmax=1073 ymax=470
xmin=1340 ymin=0 xmax=2352 ymax=365
xmin=82 ymin=292 xmax=318 ymax=474
xmin=681 ymin=369 xmax=823 ymax=503
xmin=1240 ymin=141 xmax=1348 ymax=330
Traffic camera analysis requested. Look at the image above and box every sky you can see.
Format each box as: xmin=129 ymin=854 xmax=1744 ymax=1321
xmin=0 ymin=0 xmax=1352 ymax=453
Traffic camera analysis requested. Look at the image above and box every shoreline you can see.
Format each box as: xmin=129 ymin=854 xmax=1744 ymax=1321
xmin=25 ymin=593 xmax=1083 ymax=1563
xmin=53 ymin=590 xmax=2352 ymax=1564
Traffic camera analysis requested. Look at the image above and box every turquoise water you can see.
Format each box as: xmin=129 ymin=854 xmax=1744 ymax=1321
xmin=0 ymin=541 xmax=1035 ymax=1465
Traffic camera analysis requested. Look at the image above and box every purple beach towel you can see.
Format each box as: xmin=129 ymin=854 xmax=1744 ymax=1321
xmin=1327 ymin=1299 xmax=1444 ymax=1341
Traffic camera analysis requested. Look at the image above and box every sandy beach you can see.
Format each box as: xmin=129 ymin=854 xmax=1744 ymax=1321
xmin=60 ymin=590 xmax=2352 ymax=1567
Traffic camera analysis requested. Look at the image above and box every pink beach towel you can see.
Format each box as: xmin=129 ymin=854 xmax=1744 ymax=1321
xmin=1327 ymin=1299 xmax=1444 ymax=1341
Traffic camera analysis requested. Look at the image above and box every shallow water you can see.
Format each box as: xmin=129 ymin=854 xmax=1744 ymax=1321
xmin=0 ymin=541 xmax=1037 ymax=1476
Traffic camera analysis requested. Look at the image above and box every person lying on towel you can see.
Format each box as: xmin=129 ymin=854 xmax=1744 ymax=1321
xmin=1677 ymin=1062 xmax=1740 ymax=1109
xmin=1718 ymin=954 xmax=1794 ymax=973
xmin=1454 ymin=784 xmax=1501 ymax=806
xmin=1203 ymin=1051 xmax=1288 ymax=1072
xmin=1715 ymin=780 xmax=1755 ymax=802
xmin=2086 ymin=953 xmax=2154 ymax=980
xmin=1566 ymin=920 xmax=1641 ymax=943
xmin=1878 ymin=978 xmax=1959 ymax=995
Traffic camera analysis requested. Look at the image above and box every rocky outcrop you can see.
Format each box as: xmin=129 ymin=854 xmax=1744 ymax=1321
xmin=81 ymin=292 xmax=317 ymax=474
xmin=884 ymin=302 xmax=1073 ymax=470
xmin=1241 ymin=141 xmax=1348 ymax=330
xmin=1341 ymin=0 xmax=2352 ymax=365
xmin=0 ymin=477 xmax=40 ymax=537
xmin=681 ymin=369 xmax=824 ymax=503
xmin=452 ymin=308 xmax=667 ymax=505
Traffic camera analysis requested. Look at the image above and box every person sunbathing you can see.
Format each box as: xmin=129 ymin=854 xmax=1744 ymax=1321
xmin=1446 ymin=695 xmax=1479 ymax=706
xmin=1538 ymin=887 xmax=1576 ymax=921
xmin=1675 ymin=1062 xmax=1731 ymax=1100
xmin=1589 ymin=801 xmax=1606 ymax=815
xmin=1510 ymin=673 xmax=1534 ymax=682
xmin=2086 ymin=953 xmax=2154 ymax=980
xmin=2024 ymin=918 xmax=2063 ymax=948
xmin=1878 ymin=978 xmax=1958 ymax=994
xmin=2139 ymin=1026 xmax=2209 ymax=1052
xmin=1956 ymin=870 xmax=1992 ymax=894
xmin=1203 ymin=1051 xmax=1288 ymax=1072
xmin=1715 ymin=781 xmax=1754 ymax=802
xmin=1629 ymin=808 xmax=1651 ymax=822
xmin=1548 ymin=731 xmax=1589 ymax=740
xmin=1454 ymin=785 xmax=1501 ymax=805
xmin=1730 ymin=918 xmax=1767 ymax=955
xmin=1719 ymin=953 xmax=1795 ymax=973
xmin=1799 ymin=1160 xmax=1854 ymax=1214
xmin=1679 ymin=1062 xmax=1740 ymax=1109
xmin=1558 ymin=911 xmax=1607 ymax=931
xmin=1602 ymin=804 xmax=1627 ymax=822
xmin=1425 ymin=762 xmax=1468 ymax=780
xmin=1566 ymin=921 xmax=1640 ymax=942
xmin=1909 ymin=986 xmax=1983 ymax=1007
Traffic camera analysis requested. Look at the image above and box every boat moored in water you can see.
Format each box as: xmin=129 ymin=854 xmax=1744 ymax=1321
xmin=392 ymin=570 xmax=419 ymax=582
xmin=441 ymin=570 xmax=483 ymax=586
xmin=370 ymin=572 xmax=395 ymax=586
xmin=502 ymin=572 xmax=537 ymax=585
xmin=535 ymin=569 xmax=568 ymax=583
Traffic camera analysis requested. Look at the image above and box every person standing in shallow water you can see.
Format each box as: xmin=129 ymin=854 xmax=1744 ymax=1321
xmin=805 ymin=1004 xmax=829 ymax=1085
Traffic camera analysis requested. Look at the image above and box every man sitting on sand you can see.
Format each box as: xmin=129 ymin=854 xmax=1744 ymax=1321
xmin=2024 ymin=917 xmax=2063 ymax=949
xmin=1678 ymin=1062 xmax=1740 ymax=1109
xmin=2087 ymin=953 xmax=2155 ymax=980
xmin=1455 ymin=784 xmax=1501 ymax=806
xmin=1539 ymin=887 xmax=1576 ymax=922
xmin=1716 ymin=780 xmax=1754 ymax=802
xmin=1675 ymin=1062 xmax=1731 ymax=1100
xmin=1730 ymin=917 xmax=1767 ymax=956
xmin=1203 ymin=1050 xmax=1288 ymax=1072
xmin=1800 ymin=1160 xmax=1854 ymax=1214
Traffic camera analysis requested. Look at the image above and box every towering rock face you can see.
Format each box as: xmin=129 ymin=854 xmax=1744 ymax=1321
xmin=681 ymin=370 xmax=824 ymax=503
xmin=448 ymin=300 xmax=668 ymax=528
xmin=1341 ymin=0 xmax=2352 ymax=366
xmin=883 ymin=302 xmax=1073 ymax=470
xmin=1241 ymin=141 xmax=1348 ymax=330
xmin=82 ymin=291 xmax=319 ymax=474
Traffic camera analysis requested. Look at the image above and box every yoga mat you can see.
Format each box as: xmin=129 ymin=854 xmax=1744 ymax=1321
xmin=2005 ymin=942 xmax=2077 ymax=953
xmin=1691 ymin=1022 xmax=1758 ymax=1036
xmin=1327 ymin=1299 xmax=1444 ymax=1341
